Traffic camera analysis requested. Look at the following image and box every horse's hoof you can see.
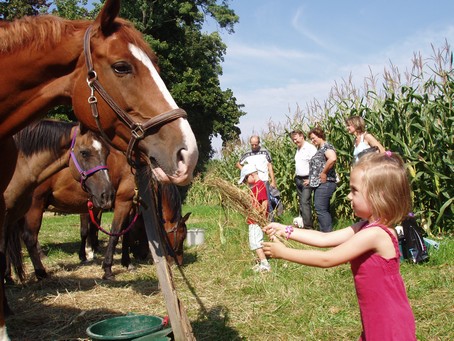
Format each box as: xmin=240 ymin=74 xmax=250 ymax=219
xmin=127 ymin=264 xmax=136 ymax=271
xmin=86 ymin=250 xmax=95 ymax=261
xmin=102 ymin=274 xmax=115 ymax=281
xmin=35 ymin=270 xmax=48 ymax=280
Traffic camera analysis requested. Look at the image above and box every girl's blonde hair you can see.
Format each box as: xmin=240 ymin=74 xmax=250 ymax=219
xmin=346 ymin=116 xmax=366 ymax=133
xmin=353 ymin=152 xmax=411 ymax=226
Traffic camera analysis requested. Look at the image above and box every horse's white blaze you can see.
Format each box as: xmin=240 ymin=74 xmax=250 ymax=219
xmin=92 ymin=139 xmax=102 ymax=152
xmin=179 ymin=119 xmax=198 ymax=155
xmin=129 ymin=44 xmax=178 ymax=109
xmin=91 ymin=139 xmax=111 ymax=182
xmin=129 ymin=44 xmax=198 ymax=157
xmin=100 ymin=169 xmax=111 ymax=182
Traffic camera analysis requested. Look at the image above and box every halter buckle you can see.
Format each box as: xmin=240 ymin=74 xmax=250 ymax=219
xmin=131 ymin=124 xmax=145 ymax=140
xmin=88 ymin=95 xmax=97 ymax=104
xmin=86 ymin=70 xmax=98 ymax=84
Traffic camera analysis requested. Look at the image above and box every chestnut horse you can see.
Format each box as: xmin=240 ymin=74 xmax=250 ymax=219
xmin=5 ymin=120 xmax=113 ymax=224
xmin=0 ymin=0 xmax=197 ymax=336
xmin=3 ymin=120 xmax=114 ymax=314
xmin=18 ymin=148 xmax=189 ymax=281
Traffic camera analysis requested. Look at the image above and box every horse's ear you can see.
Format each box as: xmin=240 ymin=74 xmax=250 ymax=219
xmin=182 ymin=212 xmax=191 ymax=223
xmin=95 ymin=0 xmax=120 ymax=36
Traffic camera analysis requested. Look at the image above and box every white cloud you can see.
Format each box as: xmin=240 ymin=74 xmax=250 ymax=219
xmin=291 ymin=6 xmax=331 ymax=50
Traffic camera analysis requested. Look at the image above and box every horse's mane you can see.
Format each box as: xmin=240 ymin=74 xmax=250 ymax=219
xmin=0 ymin=15 xmax=88 ymax=53
xmin=0 ymin=15 xmax=158 ymax=64
xmin=13 ymin=120 xmax=77 ymax=158
xmin=159 ymin=183 xmax=182 ymax=223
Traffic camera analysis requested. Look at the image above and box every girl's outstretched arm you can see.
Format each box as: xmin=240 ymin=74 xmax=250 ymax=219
xmin=263 ymin=221 xmax=365 ymax=248
xmin=262 ymin=226 xmax=386 ymax=268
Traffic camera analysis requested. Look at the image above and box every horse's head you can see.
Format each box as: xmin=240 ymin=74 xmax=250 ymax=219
xmin=124 ymin=211 xmax=190 ymax=266
xmin=68 ymin=125 xmax=115 ymax=210
xmin=164 ymin=212 xmax=190 ymax=266
xmin=72 ymin=0 xmax=198 ymax=186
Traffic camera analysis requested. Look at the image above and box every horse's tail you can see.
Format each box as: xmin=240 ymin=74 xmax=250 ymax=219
xmin=6 ymin=221 xmax=25 ymax=283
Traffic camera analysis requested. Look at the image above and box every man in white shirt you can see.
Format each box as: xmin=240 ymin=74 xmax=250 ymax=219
xmin=236 ymin=135 xmax=276 ymax=215
xmin=291 ymin=130 xmax=317 ymax=229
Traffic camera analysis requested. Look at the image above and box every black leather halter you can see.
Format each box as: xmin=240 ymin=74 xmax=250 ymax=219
xmin=83 ymin=25 xmax=187 ymax=166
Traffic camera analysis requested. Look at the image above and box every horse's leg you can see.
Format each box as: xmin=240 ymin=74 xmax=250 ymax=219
xmin=1 ymin=137 xmax=18 ymax=330
xmin=101 ymin=202 xmax=131 ymax=280
xmin=79 ymin=213 xmax=89 ymax=262
xmin=89 ymin=211 xmax=102 ymax=256
xmin=121 ymin=228 xmax=132 ymax=270
xmin=80 ymin=211 xmax=102 ymax=262
xmin=131 ymin=216 xmax=149 ymax=261
xmin=3 ymin=222 xmax=14 ymax=285
xmin=3 ymin=255 xmax=13 ymax=286
xmin=0 ymin=211 xmax=14 ymax=318
xmin=22 ymin=198 xmax=49 ymax=280
xmin=0 ymin=247 xmax=12 ymax=320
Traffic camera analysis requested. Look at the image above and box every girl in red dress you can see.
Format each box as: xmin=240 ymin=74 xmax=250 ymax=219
xmin=262 ymin=152 xmax=416 ymax=340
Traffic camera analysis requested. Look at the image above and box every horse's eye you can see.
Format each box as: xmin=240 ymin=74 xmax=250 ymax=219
xmin=112 ymin=62 xmax=132 ymax=75
xmin=80 ymin=150 xmax=90 ymax=158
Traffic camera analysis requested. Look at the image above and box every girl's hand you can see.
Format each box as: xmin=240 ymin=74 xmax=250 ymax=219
xmin=262 ymin=239 xmax=286 ymax=259
xmin=263 ymin=222 xmax=285 ymax=238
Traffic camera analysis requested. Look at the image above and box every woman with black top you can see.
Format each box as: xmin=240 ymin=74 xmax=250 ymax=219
xmin=308 ymin=127 xmax=337 ymax=232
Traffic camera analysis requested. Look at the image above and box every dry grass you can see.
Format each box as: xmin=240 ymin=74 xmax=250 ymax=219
xmin=204 ymin=176 xmax=288 ymax=245
xmin=7 ymin=254 xmax=166 ymax=340
xmin=204 ymin=175 xmax=268 ymax=227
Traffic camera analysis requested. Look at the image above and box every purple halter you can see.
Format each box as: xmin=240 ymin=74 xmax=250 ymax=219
xmin=69 ymin=126 xmax=109 ymax=191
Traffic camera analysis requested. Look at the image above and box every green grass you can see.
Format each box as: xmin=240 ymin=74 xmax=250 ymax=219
xmin=181 ymin=204 xmax=453 ymax=340
xmin=7 ymin=207 xmax=454 ymax=340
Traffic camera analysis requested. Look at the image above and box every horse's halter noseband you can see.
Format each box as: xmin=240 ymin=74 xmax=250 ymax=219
xmin=83 ymin=25 xmax=187 ymax=167
xmin=70 ymin=126 xmax=109 ymax=191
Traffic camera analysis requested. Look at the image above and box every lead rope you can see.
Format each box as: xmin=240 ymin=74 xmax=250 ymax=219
xmin=86 ymin=186 xmax=143 ymax=237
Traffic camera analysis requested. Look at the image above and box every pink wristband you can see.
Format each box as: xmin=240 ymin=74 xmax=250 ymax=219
xmin=285 ymin=225 xmax=294 ymax=240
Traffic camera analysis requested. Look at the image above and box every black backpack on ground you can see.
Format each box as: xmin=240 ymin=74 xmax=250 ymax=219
xmin=399 ymin=215 xmax=429 ymax=264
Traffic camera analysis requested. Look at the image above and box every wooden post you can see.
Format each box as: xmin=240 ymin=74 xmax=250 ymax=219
xmin=136 ymin=168 xmax=195 ymax=341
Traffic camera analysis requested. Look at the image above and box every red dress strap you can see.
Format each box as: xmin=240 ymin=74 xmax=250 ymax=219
xmin=365 ymin=222 xmax=400 ymax=258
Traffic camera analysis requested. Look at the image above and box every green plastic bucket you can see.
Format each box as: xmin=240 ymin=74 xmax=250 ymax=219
xmin=131 ymin=327 xmax=172 ymax=340
xmin=86 ymin=315 xmax=166 ymax=341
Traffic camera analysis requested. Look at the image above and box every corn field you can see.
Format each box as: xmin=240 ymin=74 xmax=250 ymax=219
xmin=187 ymin=42 xmax=453 ymax=234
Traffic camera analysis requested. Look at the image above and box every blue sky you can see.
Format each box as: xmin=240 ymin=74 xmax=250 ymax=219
xmin=207 ymin=0 xmax=454 ymax=152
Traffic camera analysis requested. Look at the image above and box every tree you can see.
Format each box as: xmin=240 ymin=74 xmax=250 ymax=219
xmin=0 ymin=0 xmax=50 ymax=20
xmin=50 ymin=0 xmax=91 ymax=19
